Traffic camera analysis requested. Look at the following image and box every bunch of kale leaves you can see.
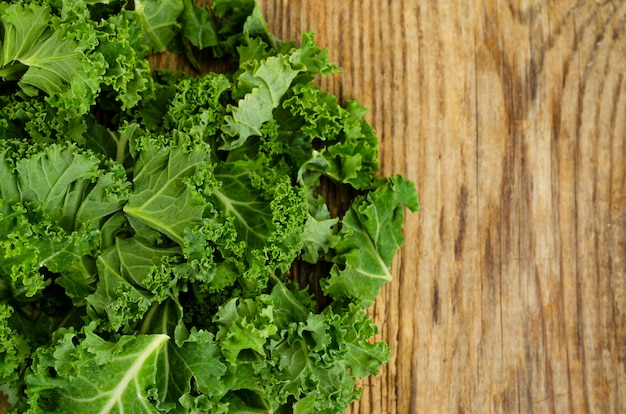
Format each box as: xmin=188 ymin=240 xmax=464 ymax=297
xmin=0 ymin=0 xmax=418 ymax=412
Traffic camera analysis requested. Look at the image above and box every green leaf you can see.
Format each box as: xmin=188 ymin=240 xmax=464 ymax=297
xmin=140 ymin=300 xmax=228 ymax=411
xmin=97 ymin=19 xmax=155 ymax=110
xmin=181 ymin=0 xmax=218 ymax=50
xmin=0 ymin=2 xmax=106 ymax=118
xmin=124 ymin=136 xmax=210 ymax=246
xmin=0 ymin=95 xmax=91 ymax=143
xmin=267 ymin=298 xmax=388 ymax=412
xmin=215 ymin=297 xmax=278 ymax=365
xmin=86 ymin=236 xmax=181 ymax=332
xmin=322 ymin=175 xmax=419 ymax=306
xmin=0 ymin=141 xmax=130 ymax=233
xmin=125 ymin=0 xmax=184 ymax=56
xmin=301 ymin=194 xmax=338 ymax=264
xmin=164 ymin=330 xmax=227 ymax=407
xmin=26 ymin=327 xmax=168 ymax=413
xmin=267 ymin=279 xmax=313 ymax=329
xmin=221 ymin=52 xmax=304 ymax=150
xmin=0 ymin=147 xmax=20 ymax=202
xmin=212 ymin=161 xmax=276 ymax=251
xmin=282 ymin=85 xmax=379 ymax=190
xmin=16 ymin=144 xmax=98 ymax=229
xmin=163 ymin=73 xmax=230 ymax=142
xmin=212 ymin=0 xmax=255 ymax=36
xmin=0 ymin=304 xmax=30 ymax=383
xmin=0 ymin=200 xmax=98 ymax=300
xmin=209 ymin=157 xmax=307 ymax=287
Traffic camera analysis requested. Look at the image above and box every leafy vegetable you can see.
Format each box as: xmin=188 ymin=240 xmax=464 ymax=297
xmin=26 ymin=326 xmax=169 ymax=413
xmin=0 ymin=1 xmax=105 ymax=116
xmin=323 ymin=175 xmax=418 ymax=306
xmin=0 ymin=1 xmax=418 ymax=413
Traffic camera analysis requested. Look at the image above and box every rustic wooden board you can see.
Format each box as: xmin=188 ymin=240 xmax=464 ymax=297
xmin=2 ymin=1 xmax=623 ymax=413
xmin=244 ymin=1 xmax=626 ymax=413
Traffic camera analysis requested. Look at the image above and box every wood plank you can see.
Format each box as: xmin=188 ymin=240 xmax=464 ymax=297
xmin=1 ymin=1 xmax=623 ymax=413
xmin=253 ymin=1 xmax=626 ymax=412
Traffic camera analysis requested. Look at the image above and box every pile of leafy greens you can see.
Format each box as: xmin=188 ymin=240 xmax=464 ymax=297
xmin=0 ymin=0 xmax=418 ymax=412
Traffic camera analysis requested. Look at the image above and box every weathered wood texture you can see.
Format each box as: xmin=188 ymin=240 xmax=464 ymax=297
xmin=251 ymin=1 xmax=626 ymax=413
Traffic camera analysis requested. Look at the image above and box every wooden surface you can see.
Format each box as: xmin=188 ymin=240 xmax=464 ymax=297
xmin=253 ymin=1 xmax=626 ymax=413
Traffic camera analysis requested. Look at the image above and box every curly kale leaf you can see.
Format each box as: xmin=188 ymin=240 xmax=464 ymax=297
xmin=124 ymin=127 xmax=308 ymax=295
xmin=84 ymin=235 xmax=184 ymax=332
xmin=221 ymin=53 xmax=304 ymax=150
xmin=123 ymin=134 xmax=211 ymax=247
xmin=0 ymin=1 xmax=106 ymax=119
xmin=0 ymin=95 xmax=94 ymax=144
xmin=0 ymin=304 xmax=31 ymax=413
xmin=0 ymin=200 xmax=98 ymax=301
xmin=120 ymin=0 xmax=184 ymax=57
xmin=280 ymin=84 xmax=379 ymax=190
xmin=25 ymin=326 xmax=168 ymax=414
xmin=163 ymin=73 xmax=230 ymax=143
xmin=0 ymin=141 xmax=129 ymax=233
xmin=140 ymin=301 xmax=229 ymax=412
xmin=209 ymin=280 xmax=390 ymax=413
xmin=96 ymin=18 xmax=156 ymax=111
xmin=0 ymin=304 xmax=30 ymax=382
xmin=221 ymin=32 xmax=336 ymax=151
xmin=180 ymin=0 xmax=218 ymax=50
xmin=322 ymin=175 xmax=419 ymax=306
xmin=209 ymin=156 xmax=308 ymax=292
xmin=0 ymin=141 xmax=130 ymax=305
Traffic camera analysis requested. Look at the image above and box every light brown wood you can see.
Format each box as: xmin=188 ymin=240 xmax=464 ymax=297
xmin=255 ymin=1 xmax=626 ymax=413
xmin=2 ymin=1 xmax=623 ymax=413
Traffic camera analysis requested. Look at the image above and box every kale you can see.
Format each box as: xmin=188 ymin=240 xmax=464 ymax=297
xmin=0 ymin=1 xmax=418 ymax=412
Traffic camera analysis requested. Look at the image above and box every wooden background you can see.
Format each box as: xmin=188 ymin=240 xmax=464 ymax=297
xmin=250 ymin=1 xmax=626 ymax=413
xmin=1 ymin=1 xmax=622 ymax=414
xmin=1 ymin=1 xmax=620 ymax=414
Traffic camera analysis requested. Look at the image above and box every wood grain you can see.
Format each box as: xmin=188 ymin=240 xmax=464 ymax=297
xmin=251 ymin=1 xmax=626 ymax=412
xmin=2 ymin=1 xmax=622 ymax=413
xmin=41 ymin=0 xmax=626 ymax=412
